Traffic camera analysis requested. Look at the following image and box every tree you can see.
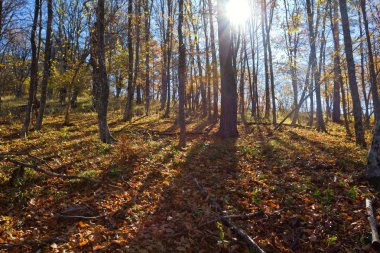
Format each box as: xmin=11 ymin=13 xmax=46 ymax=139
xmin=178 ymin=0 xmax=186 ymax=147
xmin=329 ymin=0 xmax=342 ymax=123
xmin=306 ymin=0 xmax=325 ymax=132
xmin=90 ymin=0 xmax=113 ymax=143
xmin=35 ymin=0 xmax=53 ymax=130
xmin=360 ymin=0 xmax=380 ymax=121
xmin=144 ymin=0 xmax=152 ymax=115
xmin=217 ymin=0 xmax=238 ymax=138
xmin=123 ymin=0 xmax=134 ymax=121
xmin=208 ymin=0 xmax=219 ymax=121
xmin=21 ymin=0 xmax=40 ymax=136
xmin=339 ymin=0 xmax=366 ymax=147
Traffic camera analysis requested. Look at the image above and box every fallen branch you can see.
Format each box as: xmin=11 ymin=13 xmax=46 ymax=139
xmin=1 ymin=156 xmax=99 ymax=183
xmin=199 ymin=211 xmax=266 ymax=228
xmin=194 ymin=178 xmax=265 ymax=253
xmin=366 ymin=198 xmax=380 ymax=250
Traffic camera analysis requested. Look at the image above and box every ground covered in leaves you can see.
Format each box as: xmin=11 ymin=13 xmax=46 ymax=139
xmin=0 ymin=104 xmax=378 ymax=252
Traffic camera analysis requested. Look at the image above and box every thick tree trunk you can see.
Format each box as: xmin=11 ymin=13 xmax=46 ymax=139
xmin=367 ymin=119 xmax=380 ymax=179
xmin=217 ymin=0 xmax=238 ymax=138
xmin=21 ymin=0 xmax=40 ymax=136
xmin=178 ymin=0 xmax=186 ymax=147
xmin=91 ymin=0 xmax=112 ymax=143
xmin=339 ymin=0 xmax=365 ymax=146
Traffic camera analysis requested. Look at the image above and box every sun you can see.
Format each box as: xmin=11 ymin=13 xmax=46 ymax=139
xmin=226 ymin=0 xmax=251 ymax=26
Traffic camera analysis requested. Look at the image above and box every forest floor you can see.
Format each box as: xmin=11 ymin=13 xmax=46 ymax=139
xmin=0 ymin=99 xmax=378 ymax=252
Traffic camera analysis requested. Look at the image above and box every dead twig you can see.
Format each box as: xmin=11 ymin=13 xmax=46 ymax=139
xmin=194 ymin=178 xmax=265 ymax=253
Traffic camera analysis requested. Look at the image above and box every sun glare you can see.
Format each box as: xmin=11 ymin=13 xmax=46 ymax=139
xmin=226 ymin=0 xmax=250 ymax=26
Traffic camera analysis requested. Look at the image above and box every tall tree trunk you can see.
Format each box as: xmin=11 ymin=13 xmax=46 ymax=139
xmin=358 ymin=10 xmax=370 ymax=127
xmin=91 ymin=0 xmax=112 ymax=143
xmin=178 ymin=0 xmax=186 ymax=147
xmin=306 ymin=0 xmax=326 ymax=132
xmin=35 ymin=0 xmax=53 ymax=130
xmin=135 ymin=0 xmax=142 ymax=106
xmin=21 ymin=0 xmax=40 ymax=136
xmin=208 ymin=0 xmax=219 ymax=121
xmin=261 ymin=0 xmax=270 ymax=120
xmin=163 ymin=0 xmax=173 ymax=118
xmin=217 ymin=0 xmax=238 ymax=138
xmin=123 ymin=0 xmax=134 ymax=121
xmin=330 ymin=0 xmax=342 ymax=123
xmin=144 ymin=0 xmax=152 ymax=115
xmin=239 ymin=39 xmax=246 ymax=123
xmin=264 ymin=0 xmax=276 ymax=125
xmin=202 ymin=0 xmax=212 ymax=119
xmin=360 ymin=0 xmax=380 ymax=121
xmin=339 ymin=0 xmax=366 ymax=146
xmin=193 ymin=21 xmax=207 ymax=117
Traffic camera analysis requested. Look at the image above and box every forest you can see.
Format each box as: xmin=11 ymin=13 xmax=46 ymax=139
xmin=1 ymin=0 xmax=380 ymax=251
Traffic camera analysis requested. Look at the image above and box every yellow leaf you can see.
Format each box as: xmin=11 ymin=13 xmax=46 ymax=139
xmin=79 ymin=239 xmax=89 ymax=247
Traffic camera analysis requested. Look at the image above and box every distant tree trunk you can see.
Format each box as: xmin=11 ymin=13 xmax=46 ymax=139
xmin=193 ymin=21 xmax=207 ymax=117
xmin=261 ymin=0 xmax=270 ymax=120
xmin=202 ymin=0 xmax=212 ymax=119
xmin=163 ymin=0 xmax=173 ymax=118
xmin=339 ymin=0 xmax=366 ymax=147
xmin=35 ymin=0 xmax=53 ymax=130
xmin=21 ymin=0 xmax=40 ymax=136
xmin=123 ymin=0 xmax=134 ymax=121
xmin=306 ymin=0 xmax=325 ymax=132
xmin=135 ymin=0 xmax=142 ymax=106
xmin=358 ymin=10 xmax=370 ymax=127
xmin=208 ymin=0 xmax=219 ymax=121
xmin=330 ymin=0 xmax=342 ymax=123
xmin=144 ymin=0 xmax=152 ymax=115
xmin=360 ymin=0 xmax=380 ymax=121
xmin=264 ymin=0 xmax=276 ymax=125
xmin=91 ymin=0 xmax=112 ymax=143
xmin=239 ymin=40 xmax=246 ymax=123
xmin=178 ymin=0 xmax=186 ymax=147
xmin=217 ymin=0 xmax=238 ymax=138
xmin=309 ymin=69 xmax=314 ymax=127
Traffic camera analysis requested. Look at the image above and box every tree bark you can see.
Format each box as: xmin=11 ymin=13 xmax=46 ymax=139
xmin=91 ymin=0 xmax=112 ymax=143
xmin=339 ymin=0 xmax=366 ymax=147
xmin=35 ymin=0 xmax=53 ymax=130
xmin=21 ymin=0 xmax=40 ymax=136
xmin=360 ymin=0 xmax=380 ymax=121
xmin=217 ymin=0 xmax=238 ymax=138
xmin=330 ymin=0 xmax=342 ymax=123
xmin=123 ymin=0 xmax=134 ymax=121
xmin=208 ymin=0 xmax=219 ymax=121
xmin=178 ymin=0 xmax=186 ymax=147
